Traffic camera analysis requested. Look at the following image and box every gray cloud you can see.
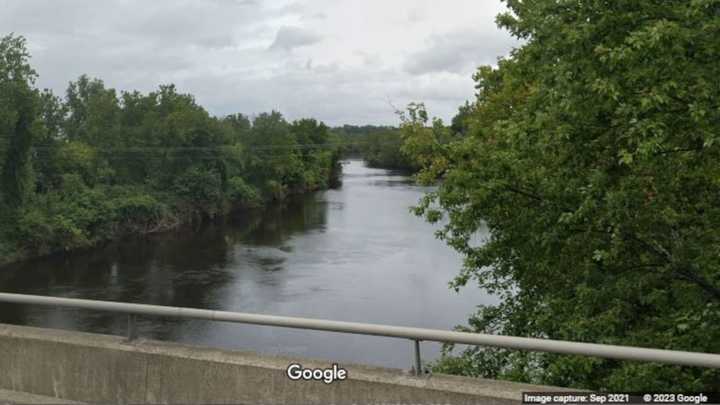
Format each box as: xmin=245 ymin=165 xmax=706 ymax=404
xmin=0 ymin=0 xmax=516 ymax=125
xmin=269 ymin=26 xmax=322 ymax=51
xmin=404 ymin=29 xmax=519 ymax=75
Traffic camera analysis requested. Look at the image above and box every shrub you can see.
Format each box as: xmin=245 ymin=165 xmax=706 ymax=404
xmin=227 ymin=176 xmax=261 ymax=207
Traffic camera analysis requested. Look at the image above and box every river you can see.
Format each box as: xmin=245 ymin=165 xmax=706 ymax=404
xmin=0 ymin=159 xmax=494 ymax=369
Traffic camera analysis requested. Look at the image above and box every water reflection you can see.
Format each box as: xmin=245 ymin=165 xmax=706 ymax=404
xmin=0 ymin=160 xmax=494 ymax=369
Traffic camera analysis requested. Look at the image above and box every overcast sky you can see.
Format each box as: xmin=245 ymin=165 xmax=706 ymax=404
xmin=0 ymin=0 xmax=518 ymax=126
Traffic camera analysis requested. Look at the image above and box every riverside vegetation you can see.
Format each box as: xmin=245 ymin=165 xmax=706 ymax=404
xmin=0 ymin=34 xmax=341 ymax=266
xmin=333 ymin=125 xmax=418 ymax=171
xmin=333 ymin=113 xmax=471 ymax=172
xmin=398 ymin=0 xmax=720 ymax=392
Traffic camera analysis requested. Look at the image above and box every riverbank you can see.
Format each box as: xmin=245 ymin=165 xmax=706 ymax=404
xmin=0 ymin=192 xmax=243 ymax=269
xmin=0 ymin=161 xmax=342 ymax=269
xmin=0 ymin=192 xmax=334 ymax=270
xmin=0 ymin=160 xmax=491 ymax=369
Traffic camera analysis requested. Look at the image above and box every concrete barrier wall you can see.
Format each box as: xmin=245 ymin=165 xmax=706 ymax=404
xmin=0 ymin=323 xmax=563 ymax=404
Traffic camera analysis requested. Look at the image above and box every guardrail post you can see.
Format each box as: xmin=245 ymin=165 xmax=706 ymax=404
xmin=413 ymin=339 xmax=422 ymax=376
xmin=127 ymin=314 xmax=138 ymax=342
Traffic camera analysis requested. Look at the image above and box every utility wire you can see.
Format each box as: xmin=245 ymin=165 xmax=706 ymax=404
xmin=30 ymin=140 xmax=404 ymax=152
xmin=27 ymin=139 xmax=412 ymax=161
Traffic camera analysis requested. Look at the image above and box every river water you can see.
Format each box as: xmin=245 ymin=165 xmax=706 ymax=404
xmin=0 ymin=160 xmax=493 ymax=369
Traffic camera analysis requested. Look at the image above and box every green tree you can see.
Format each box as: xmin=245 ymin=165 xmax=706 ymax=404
xmin=64 ymin=75 xmax=121 ymax=146
xmin=223 ymin=113 xmax=252 ymax=144
xmin=363 ymin=129 xmax=416 ymax=170
xmin=245 ymin=111 xmax=303 ymax=197
xmin=450 ymin=101 xmax=474 ymax=137
xmin=402 ymin=0 xmax=720 ymax=391
xmin=33 ymin=89 xmax=68 ymax=192
xmin=0 ymin=34 xmax=39 ymax=208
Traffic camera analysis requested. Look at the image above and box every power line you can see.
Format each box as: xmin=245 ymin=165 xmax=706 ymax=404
xmin=30 ymin=140 xmax=405 ymax=154
xmin=31 ymin=140 xmax=403 ymax=151
xmin=27 ymin=139 xmax=409 ymax=161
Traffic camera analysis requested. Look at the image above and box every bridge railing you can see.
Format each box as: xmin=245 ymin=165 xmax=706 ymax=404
xmin=0 ymin=292 xmax=719 ymax=375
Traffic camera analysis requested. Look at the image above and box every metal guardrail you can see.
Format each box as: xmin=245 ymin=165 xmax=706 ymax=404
xmin=1 ymin=292 xmax=719 ymax=375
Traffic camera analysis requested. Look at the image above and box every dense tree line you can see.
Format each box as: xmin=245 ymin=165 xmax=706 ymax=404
xmin=0 ymin=35 xmax=341 ymax=266
xmin=401 ymin=0 xmax=720 ymax=391
xmin=332 ymin=118 xmax=471 ymax=172
xmin=331 ymin=125 xmax=408 ymax=167
xmin=361 ymin=129 xmax=415 ymax=170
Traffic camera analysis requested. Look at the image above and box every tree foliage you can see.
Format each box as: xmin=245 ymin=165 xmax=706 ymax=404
xmin=401 ymin=1 xmax=720 ymax=390
xmin=334 ymin=125 xmax=419 ymax=171
xmin=0 ymin=34 xmax=341 ymax=265
xmin=0 ymin=35 xmax=38 ymax=208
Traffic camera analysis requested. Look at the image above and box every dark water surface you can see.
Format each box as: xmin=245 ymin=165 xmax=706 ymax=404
xmin=0 ymin=160 xmax=493 ymax=369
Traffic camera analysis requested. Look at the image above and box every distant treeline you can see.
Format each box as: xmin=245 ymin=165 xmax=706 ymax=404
xmin=332 ymin=125 xmax=415 ymax=171
xmin=0 ymin=35 xmax=341 ymax=266
xmin=332 ymin=108 xmax=471 ymax=172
